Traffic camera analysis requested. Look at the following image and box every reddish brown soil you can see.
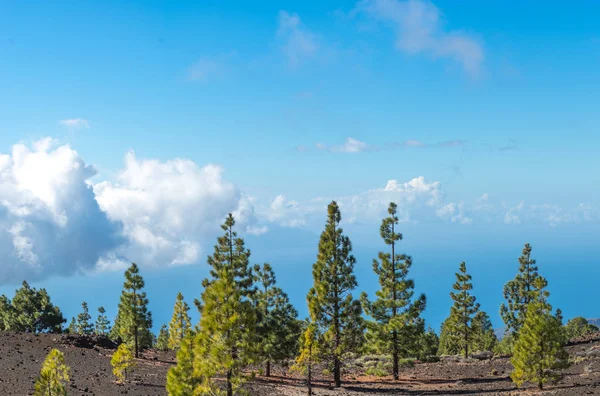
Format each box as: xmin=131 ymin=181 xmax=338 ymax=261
xmin=1 ymin=331 xmax=599 ymax=395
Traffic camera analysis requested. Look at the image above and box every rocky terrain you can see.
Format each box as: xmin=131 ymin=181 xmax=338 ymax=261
xmin=2 ymin=331 xmax=600 ymax=395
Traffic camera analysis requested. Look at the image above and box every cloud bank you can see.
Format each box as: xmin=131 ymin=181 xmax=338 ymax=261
xmin=0 ymin=138 xmax=596 ymax=285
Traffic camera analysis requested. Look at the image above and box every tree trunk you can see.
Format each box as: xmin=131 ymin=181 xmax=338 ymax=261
xmin=392 ymin=337 xmax=399 ymax=380
xmin=133 ymin=288 xmax=139 ymax=358
xmin=266 ymin=360 xmax=271 ymax=377
xmin=307 ymin=362 xmax=312 ymax=396
xmin=334 ymin=356 xmax=341 ymax=387
xmin=227 ymin=368 xmax=233 ymax=396
xmin=134 ymin=330 xmax=139 ymax=358
xmin=333 ymin=220 xmax=342 ymax=388
xmin=391 ymin=224 xmax=398 ymax=380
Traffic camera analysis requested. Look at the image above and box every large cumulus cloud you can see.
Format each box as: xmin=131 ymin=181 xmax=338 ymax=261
xmin=0 ymin=139 xmax=122 ymax=284
xmin=0 ymin=139 xmax=263 ymax=283
xmin=93 ymin=152 xmax=263 ymax=271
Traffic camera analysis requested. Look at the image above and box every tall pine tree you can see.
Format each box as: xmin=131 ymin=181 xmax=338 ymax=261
xmin=444 ymin=262 xmax=480 ymax=358
xmin=168 ymin=292 xmax=191 ymax=350
xmin=308 ymin=201 xmax=362 ymax=388
xmin=76 ymin=302 xmax=93 ymax=335
xmin=361 ymin=202 xmax=427 ymax=380
xmin=193 ymin=213 xmax=257 ymax=396
xmin=114 ymin=263 xmax=153 ymax=358
xmin=501 ymin=243 xmax=549 ymax=336
xmin=253 ymin=263 xmax=301 ymax=377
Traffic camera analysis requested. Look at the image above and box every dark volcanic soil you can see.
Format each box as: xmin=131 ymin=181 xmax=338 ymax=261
xmin=1 ymin=331 xmax=600 ymax=395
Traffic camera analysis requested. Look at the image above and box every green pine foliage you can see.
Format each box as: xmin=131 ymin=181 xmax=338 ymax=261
xmin=494 ymin=332 xmax=516 ymax=356
xmin=111 ymin=343 xmax=136 ymax=383
xmin=95 ymin=306 xmax=111 ymax=335
xmin=156 ymin=324 xmax=170 ymax=351
xmin=444 ymin=262 xmax=481 ymax=358
xmin=418 ymin=326 xmax=440 ymax=360
xmin=501 ymin=243 xmax=549 ymax=336
xmin=166 ymin=332 xmax=197 ymax=395
xmin=361 ymin=202 xmax=427 ymax=380
xmin=0 ymin=295 xmax=13 ymax=331
xmin=168 ymin=292 xmax=191 ymax=350
xmin=471 ymin=311 xmax=498 ymax=352
xmin=76 ymin=302 xmax=94 ymax=335
xmin=437 ymin=317 xmax=459 ymax=356
xmin=308 ymin=201 xmax=363 ymax=388
xmin=0 ymin=281 xmax=65 ymax=333
xmin=253 ymin=263 xmax=301 ymax=377
xmin=113 ymin=263 xmax=153 ymax=358
xmin=34 ymin=349 xmax=70 ymax=396
xmin=193 ymin=214 xmax=257 ymax=396
xmin=67 ymin=317 xmax=77 ymax=334
xmin=511 ymin=301 xmax=569 ymax=389
xmin=564 ymin=317 xmax=599 ymax=340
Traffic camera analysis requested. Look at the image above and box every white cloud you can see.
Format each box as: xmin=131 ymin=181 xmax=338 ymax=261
xmin=277 ymin=10 xmax=318 ymax=66
xmin=356 ymin=0 xmax=484 ymax=76
xmin=93 ymin=152 xmax=263 ymax=269
xmin=0 ymin=139 xmax=120 ymax=284
xmin=436 ymin=202 xmax=472 ymax=224
xmin=315 ymin=137 xmax=372 ymax=153
xmin=262 ymin=176 xmax=448 ymax=228
xmin=264 ymin=195 xmax=306 ymax=227
xmin=58 ymin=118 xmax=90 ymax=129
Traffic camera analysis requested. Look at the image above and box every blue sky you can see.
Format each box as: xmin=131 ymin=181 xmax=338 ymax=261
xmin=0 ymin=0 xmax=599 ymax=332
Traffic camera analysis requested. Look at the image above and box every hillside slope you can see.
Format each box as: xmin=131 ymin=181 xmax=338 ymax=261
xmin=2 ymin=331 xmax=600 ymax=395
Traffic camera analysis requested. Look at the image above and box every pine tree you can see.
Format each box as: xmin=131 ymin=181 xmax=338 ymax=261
xmin=0 ymin=295 xmax=15 ymax=331
xmin=501 ymin=243 xmax=549 ymax=336
xmin=76 ymin=302 xmax=93 ymax=335
xmin=438 ymin=317 xmax=460 ymax=356
xmin=156 ymin=324 xmax=170 ymax=351
xmin=34 ymin=349 xmax=70 ymax=396
xmin=10 ymin=281 xmax=65 ymax=333
xmin=511 ymin=300 xmax=568 ymax=389
xmin=166 ymin=332 xmax=197 ymax=395
xmin=418 ymin=326 xmax=440 ymax=360
xmin=114 ymin=263 xmax=153 ymax=358
xmin=95 ymin=306 xmax=111 ymax=335
xmin=564 ymin=317 xmax=599 ymax=340
xmin=193 ymin=214 xmax=257 ymax=396
xmin=253 ymin=263 xmax=301 ymax=377
xmin=471 ymin=311 xmax=498 ymax=352
xmin=308 ymin=201 xmax=362 ymax=388
xmin=111 ymin=343 xmax=136 ymax=383
xmin=292 ymin=321 xmax=321 ymax=396
xmin=168 ymin=292 xmax=191 ymax=350
xmin=361 ymin=202 xmax=427 ymax=380
xmin=444 ymin=262 xmax=480 ymax=358
xmin=67 ymin=317 xmax=76 ymax=334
